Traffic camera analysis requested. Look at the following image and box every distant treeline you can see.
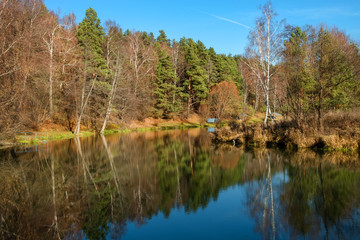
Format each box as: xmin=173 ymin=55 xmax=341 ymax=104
xmin=1 ymin=0 xmax=360 ymax=139
xmin=0 ymin=1 xmax=242 ymax=138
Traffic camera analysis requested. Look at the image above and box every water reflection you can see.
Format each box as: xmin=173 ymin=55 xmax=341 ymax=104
xmin=0 ymin=129 xmax=360 ymax=239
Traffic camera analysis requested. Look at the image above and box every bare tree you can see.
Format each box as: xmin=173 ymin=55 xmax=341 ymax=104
xmin=127 ymin=31 xmax=153 ymax=96
xmin=42 ymin=12 xmax=60 ymax=118
xmin=123 ymin=31 xmax=155 ymax=119
xmin=100 ymin=22 xmax=123 ymax=134
xmin=0 ymin=0 xmax=46 ymax=139
xmin=243 ymin=1 xmax=285 ymax=125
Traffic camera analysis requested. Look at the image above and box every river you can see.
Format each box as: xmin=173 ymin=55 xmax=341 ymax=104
xmin=1 ymin=128 xmax=359 ymax=239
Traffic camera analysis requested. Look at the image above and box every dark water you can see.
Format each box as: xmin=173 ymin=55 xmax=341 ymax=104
xmin=1 ymin=129 xmax=360 ymax=240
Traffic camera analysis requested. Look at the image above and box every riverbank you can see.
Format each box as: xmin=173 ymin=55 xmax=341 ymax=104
xmin=213 ymin=112 xmax=360 ymax=153
xmin=0 ymin=115 xmax=216 ymax=149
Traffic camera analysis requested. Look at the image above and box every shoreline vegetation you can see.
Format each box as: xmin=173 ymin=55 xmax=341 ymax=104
xmin=213 ymin=111 xmax=360 ymax=154
xmin=0 ymin=115 xmax=216 ymax=148
xmin=4 ymin=111 xmax=360 ymax=158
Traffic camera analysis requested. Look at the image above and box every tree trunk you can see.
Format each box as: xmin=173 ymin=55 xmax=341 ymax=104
xmin=243 ymin=80 xmax=248 ymax=115
xmin=264 ymin=87 xmax=269 ymax=125
xmin=317 ymin=89 xmax=323 ymax=131
xmin=317 ymin=106 xmax=322 ymax=131
xmin=100 ymin=74 xmax=118 ymax=135
xmin=255 ymin=83 xmax=259 ymax=111
xmin=187 ymin=78 xmax=191 ymax=119
xmin=49 ymin=47 xmax=54 ymax=118
xmin=74 ymin=77 xmax=96 ymax=135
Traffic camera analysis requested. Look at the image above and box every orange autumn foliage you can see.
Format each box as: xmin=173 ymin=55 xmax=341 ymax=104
xmin=206 ymin=81 xmax=242 ymax=120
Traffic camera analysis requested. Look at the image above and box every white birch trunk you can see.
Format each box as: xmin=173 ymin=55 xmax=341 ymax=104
xmin=100 ymin=57 xmax=120 ymax=135
xmin=74 ymin=77 xmax=96 ymax=135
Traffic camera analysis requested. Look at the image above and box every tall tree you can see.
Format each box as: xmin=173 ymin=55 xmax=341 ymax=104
xmin=100 ymin=22 xmax=123 ymax=134
xmin=282 ymin=26 xmax=311 ymax=125
xmin=182 ymin=38 xmax=209 ymax=117
xmin=124 ymin=31 xmax=155 ymax=120
xmin=308 ymin=26 xmax=357 ymax=129
xmin=243 ymin=1 xmax=285 ymax=125
xmin=153 ymin=46 xmax=182 ymax=118
xmin=75 ymin=7 xmax=108 ymax=135
xmin=42 ymin=12 xmax=60 ymax=118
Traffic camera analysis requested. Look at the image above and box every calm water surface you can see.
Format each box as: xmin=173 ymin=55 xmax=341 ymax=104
xmin=1 ymin=129 xmax=360 ymax=239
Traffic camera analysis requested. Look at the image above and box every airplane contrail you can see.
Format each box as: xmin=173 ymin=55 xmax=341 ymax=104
xmin=186 ymin=7 xmax=252 ymax=30
xmin=210 ymin=14 xmax=251 ymax=29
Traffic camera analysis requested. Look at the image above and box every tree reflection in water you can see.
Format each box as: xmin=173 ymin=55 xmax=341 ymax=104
xmin=245 ymin=151 xmax=282 ymax=240
xmin=0 ymin=129 xmax=360 ymax=239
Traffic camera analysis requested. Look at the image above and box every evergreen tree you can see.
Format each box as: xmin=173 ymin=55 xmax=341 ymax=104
xmin=75 ymin=7 xmax=109 ymax=134
xmin=207 ymin=47 xmax=218 ymax=86
xmin=182 ymin=38 xmax=209 ymax=116
xmin=157 ymin=30 xmax=170 ymax=46
xmin=218 ymin=55 xmax=242 ymax=89
xmin=196 ymin=40 xmax=210 ymax=68
xmin=309 ymin=27 xmax=357 ymax=128
xmin=124 ymin=29 xmax=131 ymax=36
xmin=283 ymin=26 xmax=312 ymax=124
xmin=153 ymin=46 xmax=182 ymax=118
xmin=282 ymin=26 xmax=359 ymax=128
xmin=141 ymin=31 xmax=154 ymax=46
xmin=77 ymin=7 xmax=108 ymax=77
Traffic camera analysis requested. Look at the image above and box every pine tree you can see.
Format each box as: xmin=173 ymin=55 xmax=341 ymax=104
xmin=207 ymin=47 xmax=218 ymax=86
xmin=153 ymin=46 xmax=182 ymax=118
xmin=77 ymin=7 xmax=108 ymax=77
xmin=283 ymin=26 xmax=311 ymax=123
xmin=182 ymin=39 xmax=209 ymax=116
xmin=74 ymin=7 xmax=108 ymax=134
xmin=157 ymin=30 xmax=170 ymax=46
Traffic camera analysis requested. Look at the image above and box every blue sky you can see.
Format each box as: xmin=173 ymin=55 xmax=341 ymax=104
xmin=44 ymin=0 xmax=360 ymax=55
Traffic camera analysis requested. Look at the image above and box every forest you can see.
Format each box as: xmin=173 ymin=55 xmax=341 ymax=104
xmin=1 ymin=0 xmax=360 ymax=142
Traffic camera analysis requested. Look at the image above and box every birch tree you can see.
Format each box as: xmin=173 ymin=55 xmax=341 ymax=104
xmin=100 ymin=23 xmax=123 ymax=134
xmin=42 ymin=12 xmax=60 ymax=118
xmin=243 ymin=1 xmax=285 ymax=125
xmin=124 ymin=31 xmax=155 ymax=119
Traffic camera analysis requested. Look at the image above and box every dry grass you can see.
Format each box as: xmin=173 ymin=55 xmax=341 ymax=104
xmin=214 ymin=110 xmax=360 ymax=152
xmin=322 ymin=110 xmax=360 ymax=135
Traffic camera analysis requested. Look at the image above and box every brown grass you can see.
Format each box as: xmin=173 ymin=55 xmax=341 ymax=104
xmin=214 ymin=110 xmax=360 ymax=152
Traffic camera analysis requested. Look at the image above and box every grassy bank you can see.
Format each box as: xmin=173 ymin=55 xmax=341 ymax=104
xmin=3 ymin=121 xmax=213 ymax=147
xmin=213 ymin=112 xmax=360 ymax=153
xmin=14 ymin=131 xmax=95 ymax=145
